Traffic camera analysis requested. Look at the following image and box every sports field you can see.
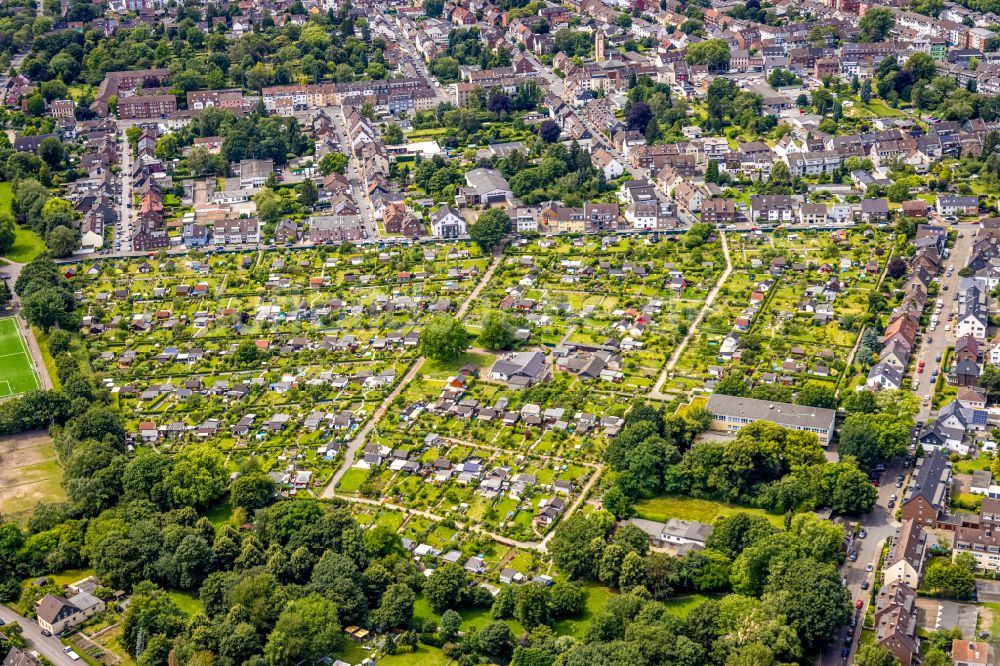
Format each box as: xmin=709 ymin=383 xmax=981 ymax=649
xmin=0 ymin=317 xmax=41 ymax=398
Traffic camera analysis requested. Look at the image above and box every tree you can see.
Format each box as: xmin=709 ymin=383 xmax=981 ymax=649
xmin=626 ymin=102 xmax=652 ymax=132
xmin=706 ymin=513 xmax=778 ymax=558
xmin=263 ymin=593 xmax=342 ymax=665
xmin=859 ymin=8 xmax=894 ymax=42
xmin=855 ymin=644 xmax=901 ymax=666
xmin=488 ymin=93 xmax=512 ymax=116
xmin=479 ymin=310 xmax=517 ymax=350
xmin=38 ymin=137 xmax=64 ymax=169
xmin=469 ymin=208 xmax=512 ymax=252
xmin=838 ymin=413 xmax=909 ymax=470
xmin=419 ymin=315 xmax=469 ymax=361
xmin=0 ymin=282 xmax=11 ymax=311
xmin=26 ymin=93 xmax=45 ymax=117
xmin=382 ymin=124 xmax=405 ymax=145
xmin=319 ymin=153 xmax=348 ymax=175
xmin=768 ymin=69 xmax=801 ymax=88
xmin=477 ymin=621 xmax=513 ymax=660
xmin=230 ymin=473 xmax=276 ymax=511
xmin=423 ymin=0 xmax=443 ymax=17
xmin=812 ymin=463 xmax=878 ymax=515
xmin=424 ymin=563 xmax=468 ymax=613
xmin=371 ymin=583 xmax=415 ymax=629
xmin=762 ymin=557 xmax=850 ymax=650
xmin=797 ymin=383 xmax=836 ymax=409
xmin=515 ymin=583 xmax=550 ymax=628
xmin=924 ymin=558 xmax=975 ymax=598
xmin=0 ymin=213 xmax=16 ymax=255
xmin=684 ymin=39 xmax=730 ymax=72
xmin=887 ymin=256 xmax=907 ymax=279
xmin=548 ymin=581 xmax=585 ymax=618
xmin=161 ymin=446 xmax=228 ymax=509
xmin=21 ymin=286 xmax=73 ymax=330
xmin=45 ymin=226 xmax=78 ymax=258
xmin=539 ymin=119 xmax=560 ymax=143
xmin=441 ymin=609 xmax=462 ymax=640
xmin=860 ymin=79 xmax=873 ymax=104
xmin=549 ymin=514 xmax=608 ymax=579
xmin=254 ymin=189 xmax=283 ymax=224
xmin=122 ymin=583 xmax=186 ymax=656
xmin=297 ymin=178 xmax=318 ymax=207
xmin=714 ymin=373 xmax=749 ymax=397
xmin=40 ymin=199 xmax=76 ymax=236
xmin=705 ymin=160 xmax=720 ymax=184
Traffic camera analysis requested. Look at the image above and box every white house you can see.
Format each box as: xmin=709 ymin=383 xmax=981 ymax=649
xmin=591 ymin=147 xmax=625 ymax=180
xmin=430 ymin=205 xmax=467 ymax=239
xmin=867 ymin=362 xmax=902 ymax=390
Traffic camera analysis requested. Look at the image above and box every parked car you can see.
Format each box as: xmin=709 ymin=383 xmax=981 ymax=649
xmin=865 ymin=563 xmax=874 ymax=572
xmin=858 ymin=529 xmax=867 ymax=539
xmin=855 ymin=599 xmax=863 ymax=609
xmin=860 ymin=581 xmax=870 ymax=590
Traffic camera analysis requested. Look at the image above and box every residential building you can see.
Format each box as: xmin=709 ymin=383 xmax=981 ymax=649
xmin=118 ymin=94 xmax=177 ymax=119
xmin=35 ymin=592 xmax=105 ymax=635
xmin=900 ymin=450 xmax=953 ymax=527
xmin=882 ymin=520 xmax=927 ymax=588
xmin=952 ymin=640 xmax=990 ymax=666
xmin=430 ymin=205 xmax=467 ymax=238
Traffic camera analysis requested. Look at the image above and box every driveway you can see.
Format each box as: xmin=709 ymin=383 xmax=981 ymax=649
xmin=0 ymin=605 xmax=82 ymax=666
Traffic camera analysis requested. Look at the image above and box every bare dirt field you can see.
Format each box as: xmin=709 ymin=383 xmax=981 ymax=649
xmin=0 ymin=431 xmax=65 ymax=523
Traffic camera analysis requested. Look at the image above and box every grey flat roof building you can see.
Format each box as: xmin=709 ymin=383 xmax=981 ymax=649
xmin=705 ymin=393 xmax=836 ymax=443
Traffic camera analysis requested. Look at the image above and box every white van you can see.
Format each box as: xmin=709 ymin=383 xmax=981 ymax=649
xmin=64 ymin=647 xmax=81 ymax=661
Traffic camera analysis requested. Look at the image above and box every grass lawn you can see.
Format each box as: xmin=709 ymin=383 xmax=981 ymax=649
xmin=204 ymin=501 xmax=234 ymax=527
xmin=953 ymin=455 xmax=992 ymax=474
xmin=331 ymin=640 xmax=370 ymax=665
xmin=32 ymin=327 xmax=63 ymax=391
xmin=422 ymin=351 xmax=494 ymax=377
xmin=633 ymin=495 xmax=785 ymax=527
xmin=379 ymin=645 xmax=450 ymax=666
xmin=413 ymin=594 xmax=527 ymax=637
xmin=662 ymin=594 xmax=717 ymax=618
xmin=5 ymin=225 xmax=47 ymax=264
xmin=30 ymin=568 xmax=97 ymax=589
xmin=552 ymin=583 xmax=615 ymax=639
xmin=338 ymin=468 xmax=370 ymax=494
xmin=167 ymin=590 xmax=204 ymax=616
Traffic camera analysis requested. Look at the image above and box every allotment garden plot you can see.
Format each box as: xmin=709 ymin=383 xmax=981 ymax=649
xmin=464 ymin=234 xmax=726 ymax=391
xmin=66 ymin=243 xmax=487 ymax=494
xmin=673 ymin=228 xmax=894 ymax=391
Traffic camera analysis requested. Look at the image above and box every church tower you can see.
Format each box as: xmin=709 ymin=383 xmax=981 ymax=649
xmin=595 ymin=30 xmax=606 ymax=62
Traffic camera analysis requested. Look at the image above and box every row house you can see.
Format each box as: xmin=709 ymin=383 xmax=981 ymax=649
xmin=785 ymin=150 xmax=843 ymax=177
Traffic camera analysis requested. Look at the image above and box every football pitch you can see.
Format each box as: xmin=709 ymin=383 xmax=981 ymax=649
xmin=0 ymin=317 xmax=41 ymax=398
